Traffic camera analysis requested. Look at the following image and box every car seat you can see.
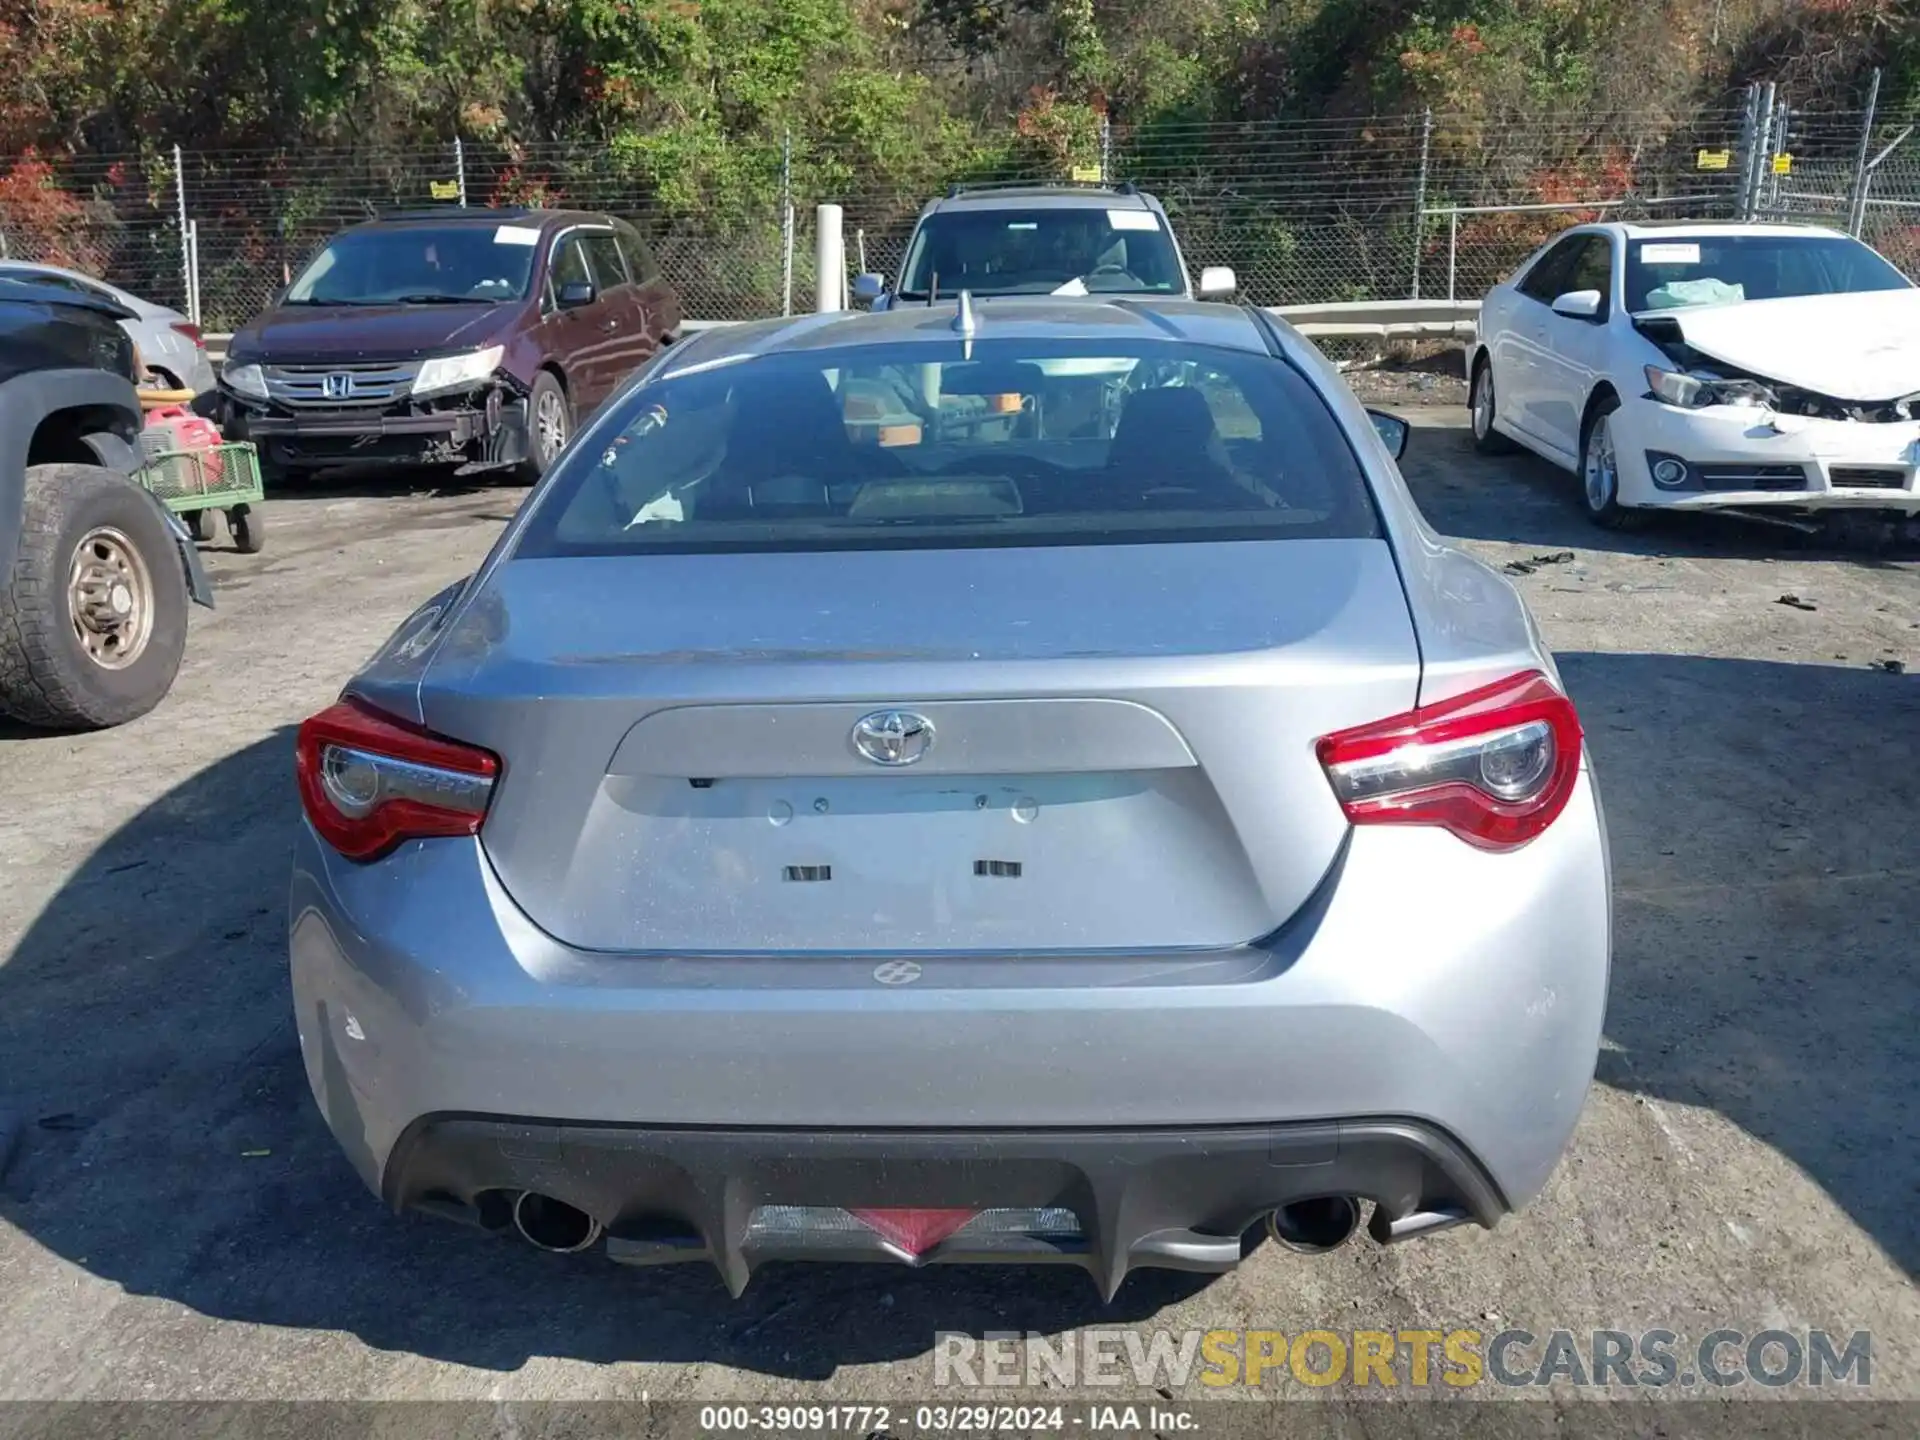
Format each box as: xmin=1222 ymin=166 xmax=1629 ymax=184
xmin=1103 ymin=386 xmax=1238 ymax=504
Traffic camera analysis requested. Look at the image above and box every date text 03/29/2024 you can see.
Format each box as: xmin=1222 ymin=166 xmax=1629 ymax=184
xmin=698 ymin=1406 xmax=1190 ymax=1433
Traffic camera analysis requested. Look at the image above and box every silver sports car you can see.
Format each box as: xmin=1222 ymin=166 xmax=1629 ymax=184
xmin=290 ymin=297 xmax=1611 ymax=1295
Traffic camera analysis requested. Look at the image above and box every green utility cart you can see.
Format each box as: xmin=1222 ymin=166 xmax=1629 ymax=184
xmin=135 ymin=440 xmax=267 ymax=554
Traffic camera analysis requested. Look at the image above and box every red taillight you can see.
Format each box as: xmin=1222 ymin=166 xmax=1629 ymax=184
xmin=171 ymin=321 xmax=204 ymax=348
xmin=295 ymin=697 xmax=498 ymax=862
xmin=1316 ymin=671 xmax=1582 ymax=852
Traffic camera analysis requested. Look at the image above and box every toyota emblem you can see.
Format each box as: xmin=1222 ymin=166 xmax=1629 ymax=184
xmin=851 ymin=710 xmax=935 ymax=767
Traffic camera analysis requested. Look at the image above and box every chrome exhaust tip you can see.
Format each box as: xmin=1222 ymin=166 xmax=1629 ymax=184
xmin=1265 ymin=1196 xmax=1362 ymax=1255
xmin=511 ymin=1192 xmax=604 ymax=1254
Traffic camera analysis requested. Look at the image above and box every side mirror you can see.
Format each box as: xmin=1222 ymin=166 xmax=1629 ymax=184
xmin=1550 ymin=289 xmax=1603 ymax=320
xmin=557 ymin=280 xmax=596 ymax=309
xmin=851 ymin=273 xmax=887 ymax=307
xmin=1197 ymin=266 xmax=1237 ymax=299
xmin=1368 ymin=410 xmax=1410 ymax=460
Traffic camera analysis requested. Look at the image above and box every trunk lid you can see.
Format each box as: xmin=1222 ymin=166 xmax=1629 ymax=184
xmin=420 ymin=539 xmax=1418 ymax=954
xmin=1635 ymin=288 xmax=1920 ymax=402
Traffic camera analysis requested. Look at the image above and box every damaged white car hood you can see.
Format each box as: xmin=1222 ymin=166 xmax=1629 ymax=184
xmin=1642 ymin=287 xmax=1920 ymax=403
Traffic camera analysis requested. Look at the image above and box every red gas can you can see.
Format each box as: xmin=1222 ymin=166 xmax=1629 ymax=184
xmin=141 ymin=405 xmax=225 ymax=487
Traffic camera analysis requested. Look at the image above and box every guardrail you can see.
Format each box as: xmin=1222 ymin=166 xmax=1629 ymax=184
xmin=1269 ymin=299 xmax=1480 ymax=340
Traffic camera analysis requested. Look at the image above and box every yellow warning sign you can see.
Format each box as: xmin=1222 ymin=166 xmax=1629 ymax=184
xmin=1772 ymin=153 xmax=1793 ymax=175
xmin=1696 ymin=149 xmax=1731 ymax=171
xmin=429 ymin=180 xmax=461 ymax=200
xmin=1070 ymin=166 xmax=1103 ymax=183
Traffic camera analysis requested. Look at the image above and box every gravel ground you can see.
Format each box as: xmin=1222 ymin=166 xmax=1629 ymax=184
xmin=0 ymin=413 xmax=1915 ymax=1411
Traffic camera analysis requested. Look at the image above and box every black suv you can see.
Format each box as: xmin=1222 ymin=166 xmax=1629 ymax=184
xmin=0 ymin=278 xmax=212 ymax=729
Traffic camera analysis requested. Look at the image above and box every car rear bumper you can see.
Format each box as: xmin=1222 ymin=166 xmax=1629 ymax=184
xmin=288 ymin=769 xmax=1611 ymax=1284
xmin=1617 ymin=397 xmax=1920 ymax=511
xmin=387 ymin=1115 xmax=1503 ymax=1296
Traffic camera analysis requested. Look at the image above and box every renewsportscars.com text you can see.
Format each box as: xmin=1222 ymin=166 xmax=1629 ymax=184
xmin=934 ymin=1327 xmax=1872 ymax=1390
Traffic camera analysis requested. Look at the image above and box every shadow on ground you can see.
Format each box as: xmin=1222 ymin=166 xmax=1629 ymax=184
xmin=266 ymin=465 xmax=530 ymax=507
xmin=0 ymin=655 xmax=1914 ymax=1374
xmin=1398 ymin=419 xmax=1920 ymax=563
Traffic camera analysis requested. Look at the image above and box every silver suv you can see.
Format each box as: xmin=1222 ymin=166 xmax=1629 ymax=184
xmin=855 ymin=181 xmax=1236 ymax=308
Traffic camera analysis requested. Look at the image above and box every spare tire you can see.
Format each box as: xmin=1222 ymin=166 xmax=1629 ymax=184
xmin=0 ymin=463 xmax=190 ymax=730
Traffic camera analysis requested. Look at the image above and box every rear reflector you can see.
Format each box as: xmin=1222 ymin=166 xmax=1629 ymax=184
xmin=747 ymin=1206 xmax=1081 ymax=1257
xmin=171 ymin=321 xmax=204 ymax=348
xmin=849 ymin=1208 xmax=983 ymax=1255
xmin=295 ymin=697 xmax=499 ymax=862
xmin=1316 ymin=671 xmax=1582 ymax=851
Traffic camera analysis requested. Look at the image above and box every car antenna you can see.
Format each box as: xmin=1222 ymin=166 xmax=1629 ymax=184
xmin=954 ymin=288 xmax=976 ymax=359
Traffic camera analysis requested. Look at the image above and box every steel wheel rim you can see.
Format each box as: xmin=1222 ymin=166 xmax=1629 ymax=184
xmin=1584 ymin=414 xmax=1617 ymax=512
xmin=1473 ymin=368 xmax=1494 ymax=438
xmin=68 ymin=526 xmax=155 ymax=671
xmin=536 ymin=390 xmax=568 ymax=462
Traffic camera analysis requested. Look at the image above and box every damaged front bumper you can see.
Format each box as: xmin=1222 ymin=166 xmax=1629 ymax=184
xmin=1621 ymin=395 xmax=1920 ymax=512
xmin=222 ymin=377 xmax=534 ymax=471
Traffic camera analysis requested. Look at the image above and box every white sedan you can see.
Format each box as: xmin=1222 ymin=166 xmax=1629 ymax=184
xmin=1467 ymin=222 xmax=1919 ymax=527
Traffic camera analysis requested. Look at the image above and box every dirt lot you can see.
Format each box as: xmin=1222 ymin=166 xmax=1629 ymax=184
xmin=1 ymin=411 xmax=1915 ymax=1408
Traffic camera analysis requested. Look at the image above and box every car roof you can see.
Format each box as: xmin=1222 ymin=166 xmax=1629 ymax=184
xmin=0 ymin=275 xmax=135 ymax=318
xmin=928 ymin=184 xmax=1161 ymax=216
xmin=1569 ymin=220 xmax=1849 ymax=241
xmin=340 ymin=207 xmax=615 ymax=234
xmin=0 ymin=260 xmax=151 ymax=309
xmin=658 ymin=297 xmax=1270 ymax=370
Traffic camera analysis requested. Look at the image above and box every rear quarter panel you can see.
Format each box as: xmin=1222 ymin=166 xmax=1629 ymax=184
xmin=1272 ymin=315 xmax=1558 ymax=707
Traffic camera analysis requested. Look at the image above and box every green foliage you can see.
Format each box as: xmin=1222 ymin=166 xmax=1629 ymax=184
xmin=0 ymin=0 xmax=1911 ymax=237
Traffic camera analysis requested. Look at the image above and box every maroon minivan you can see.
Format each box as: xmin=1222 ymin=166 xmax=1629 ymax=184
xmin=219 ymin=208 xmax=681 ymax=482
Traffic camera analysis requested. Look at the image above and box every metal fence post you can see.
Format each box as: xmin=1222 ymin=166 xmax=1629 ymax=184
xmin=454 ymin=137 xmax=468 ymax=208
xmin=1747 ymin=82 xmax=1777 ymax=219
xmin=1846 ymin=69 xmax=1882 ymax=236
xmin=172 ymin=144 xmax=192 ymax=315
xmin=780 ymin=129 xmax=795 ymax=317
xmin=1447 ymin=207 xmax=1458 ymax=302
xmin=186 ymin=219 xmax=201 ymax=327
xmin=1733 ymin=84 xmax=1757 ymax=220
xmin=1768 ymin=96 xmax=1790 ymax=212
xmin=1411 ymin=109 xmax=1432 ymax=300
xmin=1100 ymin=113 xmax=1112 ymax=184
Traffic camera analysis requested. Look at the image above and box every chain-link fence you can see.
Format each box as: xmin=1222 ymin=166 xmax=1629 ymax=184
xmin=3 ymin=86 xmax=1915 ymax=333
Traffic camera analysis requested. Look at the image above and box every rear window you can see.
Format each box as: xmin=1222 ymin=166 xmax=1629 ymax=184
xmin=1625 ymin=234 xmax=1911 ymax=312
xmin=514 ymin=337 xmax=1380 ymax=558
xmin=898 ymin=208 xmax=1185 ymax=298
